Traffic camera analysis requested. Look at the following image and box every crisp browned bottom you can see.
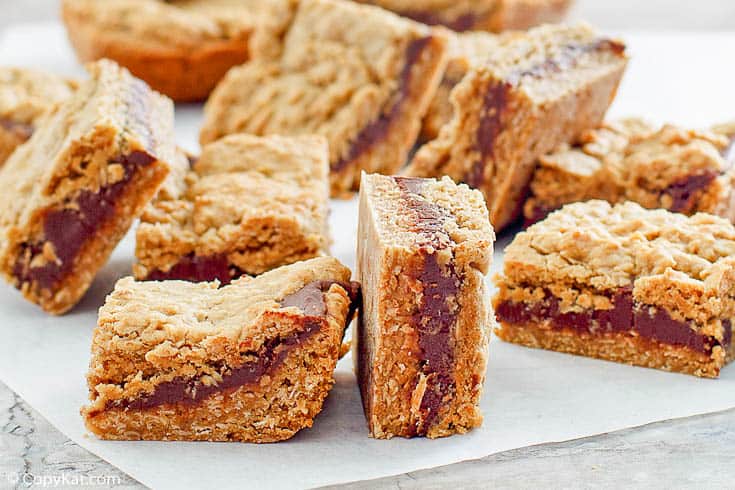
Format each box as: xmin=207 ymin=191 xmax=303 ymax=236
xmin=496 ymin=321 xmax=733 ymax=378
xmin=18 ymin=162 xmax=169 ymax=315
xmin=83 ymin=325 xmax=341 ymax=442
xmin=62 ymin=12 xmax=250 ymax=102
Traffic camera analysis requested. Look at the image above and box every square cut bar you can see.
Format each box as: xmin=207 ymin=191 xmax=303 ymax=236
xmin=134 ymin=134 xmax=330 ymax=282
xmin=494 ymin=200 xmax=735 ymax=378
xmin=354 ymin=0 xmax=572 ymax=33
xmin=0 ymin=67 xmax=77 ymax=166
xmin=0 ymin=60 xmax=177 ymax=314
xmin=356 ymin=173 xmax=494 ymax=439
xmin=524 ymin=119 xmax=735 ymax=225
xmin=406 ymin=23 xmax=628 ymax=231
xmin=82 ymin=257 xmax=360 ymax=442
xmin=200 ymin=0 xmax=449 ymax=196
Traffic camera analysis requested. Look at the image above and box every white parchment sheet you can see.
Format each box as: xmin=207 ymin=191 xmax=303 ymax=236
xmin=1 ymin=24 xmax=734 ymax=489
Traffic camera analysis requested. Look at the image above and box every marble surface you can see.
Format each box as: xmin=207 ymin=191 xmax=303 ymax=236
xmin=2 ymin=378 xmax=734 ymax=489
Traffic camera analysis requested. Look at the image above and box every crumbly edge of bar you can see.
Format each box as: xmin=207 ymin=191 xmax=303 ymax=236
xmin=83 ymin=315 xmax=343 ymax=442
xmin=495 ymin=321 xmax=733 ymax=378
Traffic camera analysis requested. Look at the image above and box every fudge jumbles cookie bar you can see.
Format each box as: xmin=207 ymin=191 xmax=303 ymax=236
xmin=0 ymin=67 xmax=76 ymax=166
xmin=200 ymin=0 xmax=448 ymax=195
xmin=62 ymin=0 xmax=297 ymax=101
xmin=524 ymin=119 xmax=735 ymax=225
xmin=356 ymin=173 xmax=494 ymax=438
xmin=83 ymin=257 xmax=360 ymax=442
xmin=406 ymin=23 xmax=628 ymax=231
xmin=495 ymin=200 xmax=735 ymax=378
xmin=0 ymin=60 xmax=177 ymax=314
xmin=355 ymin=0 xmax=572 ymax=33
xmin=135 ymin=134 xmax=330 ymax=282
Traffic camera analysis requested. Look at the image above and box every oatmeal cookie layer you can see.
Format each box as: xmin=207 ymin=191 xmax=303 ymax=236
xmin=0 ymin=67 xmax=77 ymax=165
xmin=135 ymin=134 xmax=330 ymax=280
xmin=525 ymin=119 xmax=735 ymax=224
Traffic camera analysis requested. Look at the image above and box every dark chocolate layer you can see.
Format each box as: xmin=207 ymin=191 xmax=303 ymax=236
xmin=331 ymin=37 xmax=432 ymax=172
xmin=666 ymin=171 xmax=718 ymax=213
xmin=145 ymin=253 xmax=243 ymax=285
xmin=398 ymin=10 xmax=476 ymax=31
xmin=496 ymin=289 xmax=732 ymax=355
xmin=13 ymin=151 xmax=156 ymax=291
xmin=109 ymin=320 xmax=323 ymax=410
xmin=393 ymin=176 xmax=460 ymax=434
xmin=108 ymin=280 xmax=360 ymax=410
xmin=0 ymin=118 xmax=34 ymax=141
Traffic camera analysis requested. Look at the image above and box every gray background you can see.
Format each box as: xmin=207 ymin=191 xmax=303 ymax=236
xmin=1 ymin=0 xmax=735 ymax=31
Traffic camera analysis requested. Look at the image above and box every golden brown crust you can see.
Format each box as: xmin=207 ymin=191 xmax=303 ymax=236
xmin=496 ymin=321 xmax=733 ymax=379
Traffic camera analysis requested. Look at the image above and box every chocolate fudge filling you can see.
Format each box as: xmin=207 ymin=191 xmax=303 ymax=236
xmin=109 ymin=319 xmax=324 ymax=411
xmin=0 ymin=118 xmax=34 ymax=141
xmin=496 ymin=288 xmax=732 ymax=355
xmin=145 ymin=253 xmax=244 ymax=285
xmin=464 ymin=39 xmax=625 ymax=189
xmin=393 ymin=176 xmax=460 ymax=434
xmin=108 ymin=280 xmax=360 ymax=410
xmin=398 ymin=10 xmax=476 ymax=32
xmin=331 ymin=37 xmax=432 ymax=172
xmin=665 ymin=170 xmax=719 ymax=213
xmin=13 ymin=150 xmax=156 ymax=291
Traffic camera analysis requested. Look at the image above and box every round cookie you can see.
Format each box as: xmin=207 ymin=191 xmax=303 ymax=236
xmin=61 ymin=0 xmax=293 ymax=102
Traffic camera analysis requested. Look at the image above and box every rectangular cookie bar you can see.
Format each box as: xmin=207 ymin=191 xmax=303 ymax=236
xmin=354 ymin=0 xmax=572 ymax=32
xmin=134 ymin=134 xmax=330 ymax=282
xmin=406 ymin=23 xmax=628 ymax=231
xmin=356 ymin=173 xmax=494 ymax=438
xmin=0 ymin=60 xmax=177 ymax=314
xmin=0 ymin=67 xmax=77 ymax=166
xmin=524 ymin=119 xmax=735 ymax=225
xmin=83 ymin=257 xmax=360 ymax=442
xmin=494 ymin=200 xmax=735 ymax=378
xmin=200 ymin=0 xmax=448 ymax=195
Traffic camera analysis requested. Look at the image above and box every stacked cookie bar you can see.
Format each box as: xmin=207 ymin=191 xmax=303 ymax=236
xmin=200 ymin=0 xmax=449 ymax=195
xmin=524 ymin=119 xmax=735 ymax=224
xmin=356 ymin=174 xmax=495 ymax=438
xmin=0 ymin=67 xmax=76 ymax=166
xmin=135 ymin=134 xmax=330 ymax=282
xmin=495 ymin=201 xmax=735 ymax=378
xmin=0 ymin=60 xmax=177 ymax=314
xmin=407 ymin=23 xmax=628 ymax=231
xmin=83 ymin=257 xmax=359 ymax=442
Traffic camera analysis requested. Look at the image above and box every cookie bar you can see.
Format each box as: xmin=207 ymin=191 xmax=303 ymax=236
xmin=200 ymin=0 xmax=449 ymax=195
xmin=0 ymin=60 xmax=177 ymax=315
xmin=134 ymin=134 xmax=330 ymax=282
xmin=61 ymin=0 xmax=297 ymax=101
xmin=495 ymin=200 xmax=735 ymax=378
xmin=83 ymin=257 xmax=360 ymax=442
xmin=0 ymin=67 xmax=76 ymax=166
xmin=356 ymin=173 xmax=494 ymax=439
xmin=406 ymin=23 xmax=628 ymax=231
xmin=524 ymin=119 xmax=735 ymax=225
xmin=354 ymin=0 xmax=572 ymax=32
xmin=420 ymin=31 xmax=502 ymax=142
